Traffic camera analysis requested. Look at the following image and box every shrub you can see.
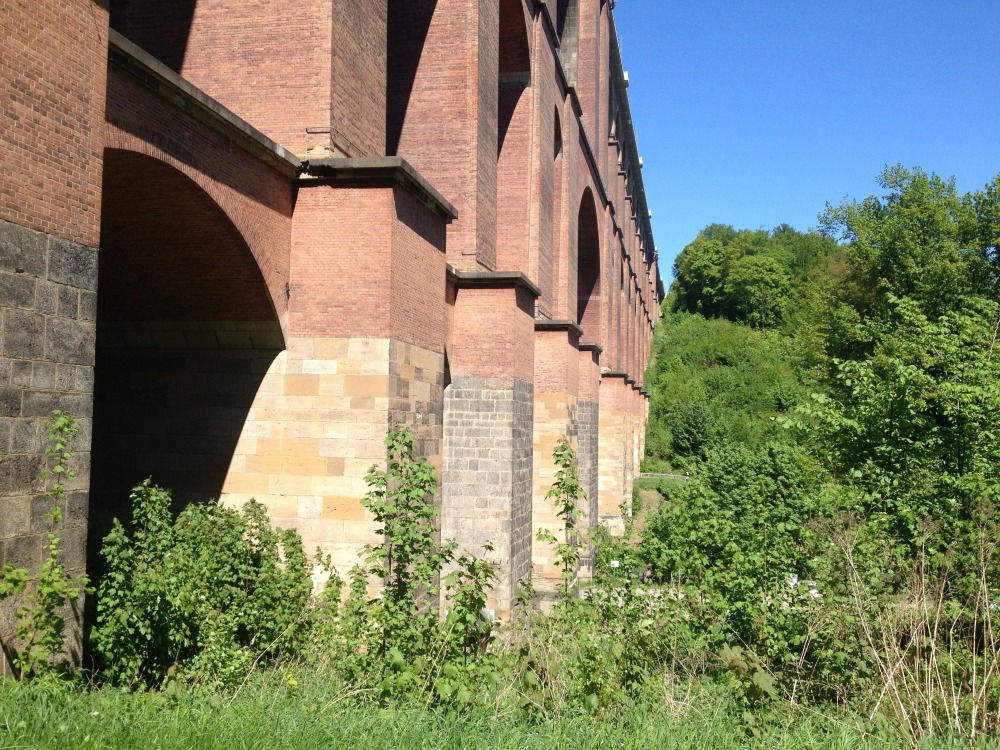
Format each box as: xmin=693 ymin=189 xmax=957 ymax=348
xmin=92 ymin=481 xmax=312 ymax=688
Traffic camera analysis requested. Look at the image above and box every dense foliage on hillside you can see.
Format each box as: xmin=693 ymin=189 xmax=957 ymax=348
xmin=640 ymin=166 xmax=1000 ymax=738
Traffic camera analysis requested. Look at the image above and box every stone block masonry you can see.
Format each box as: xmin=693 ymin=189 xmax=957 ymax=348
xmin=442 ymin=377 xmax=534 ymax=617
xmin=0 ymin=219 xmax=96 ymax=674
xmin=220 ymin=336 xmax=445 ymax=577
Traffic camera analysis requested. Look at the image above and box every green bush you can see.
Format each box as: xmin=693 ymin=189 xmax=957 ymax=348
xmin=92 ymin=481 xmax=313 ymax=688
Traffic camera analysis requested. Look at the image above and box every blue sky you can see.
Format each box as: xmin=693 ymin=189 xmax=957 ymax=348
xmin=612 ymin=0 xmax=1000 ymax=281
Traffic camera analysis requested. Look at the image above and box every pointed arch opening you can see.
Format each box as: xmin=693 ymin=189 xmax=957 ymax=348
xmin=576 ymin=188 xmax=601 ymax=344
xmin=546 ymin=106 xmax=564 ymax=317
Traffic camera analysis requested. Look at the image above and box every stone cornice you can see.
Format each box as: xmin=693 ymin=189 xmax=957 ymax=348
xmin=299 ymin=157 xmax=458 ymax=223
xmin=534 ymin=319 xmax=583 ymax=336
xmin=447 ymin=265 xmax=542 ymax=299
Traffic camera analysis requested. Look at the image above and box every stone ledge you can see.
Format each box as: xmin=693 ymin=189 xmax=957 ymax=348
xmin=446 ymin=266 xmax=541 ymax=299
xmin=299 ymin=157 xmax=458 ymax=223
xmin=108 ymin=30 xmax=301 ymax=178
xmin=533 ymin=319 xmax=583 ymax=336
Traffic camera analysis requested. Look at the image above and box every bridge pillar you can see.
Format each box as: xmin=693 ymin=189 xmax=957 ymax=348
xmin=441 ymin=271 xmax=538 ymax=618
xmin=577 ymin=344 xmax=601 ymax=554
xmin=597 ymin=371 xmax=630 ymax=533
xmin=0 ymin=0 xmax=109 ymax=674
xmin=529 ymin=321 xmax=580 ymax=594
xmin=219 ymin=159 xmax=454 ymax=577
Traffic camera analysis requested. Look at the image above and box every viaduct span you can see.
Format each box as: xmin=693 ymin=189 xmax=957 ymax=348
xmin=0 ymin=0 xmax=662 ymax=668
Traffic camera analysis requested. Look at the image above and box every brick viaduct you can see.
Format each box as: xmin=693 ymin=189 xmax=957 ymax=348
xmin=0 ymin=0 xmax=662 ymax=668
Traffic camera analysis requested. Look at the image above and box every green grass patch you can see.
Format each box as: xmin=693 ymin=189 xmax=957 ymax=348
xmin=0 ymin=676 xmax=981 ymax=750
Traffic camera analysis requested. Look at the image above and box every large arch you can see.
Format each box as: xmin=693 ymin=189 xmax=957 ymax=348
xmin=496 ymin=0 xmax=533 ymax=271
xmin=576 ymin=187 xmax=602 ymax=344
xmin=89 ymin=149 xmax=284 ymax=572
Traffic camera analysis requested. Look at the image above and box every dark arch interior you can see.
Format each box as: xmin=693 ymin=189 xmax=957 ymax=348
xmin=498 ymin=0 xmax=532 ymax=153
xmin=555 ymin=0 xmax=579 ymax=80
xmin=577 ymin=189 xmax=601 ymax=342
xmin=110 ymin=0 xmax=197 ymax=72
xmin=89 ymin=150 xmax=283 ymax=576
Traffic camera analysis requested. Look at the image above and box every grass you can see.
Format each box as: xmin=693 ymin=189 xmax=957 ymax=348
xmin=0 ymin=674 xmax=985 ymax=750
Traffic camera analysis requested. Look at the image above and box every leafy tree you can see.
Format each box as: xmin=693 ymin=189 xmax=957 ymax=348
xmin=643 ymin=312 xmax=808 ymax=470
xmin=820 ymin=165 xmax=1000 ymax=322
xmin=669 ymin=223 xmax=840 ymax=329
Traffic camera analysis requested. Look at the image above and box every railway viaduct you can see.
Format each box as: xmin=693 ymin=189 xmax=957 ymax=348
xmin=0 ymin=0 xmax=662 ymax=668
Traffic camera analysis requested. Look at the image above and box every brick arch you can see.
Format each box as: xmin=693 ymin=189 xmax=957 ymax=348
xmin=577 ymin=186 xmax=601 ymax=344
xmin=499 ymin=0 xmax=532 ymax=78
xmin=89 ymin=147 xmax=286 ymax=578
xmin=546 ymin=106 xmax=564 ymax=317
xmin=103 ymin=68 xmax=292 ymax=323
xmin=98 ymin=148 xmax=279 ymax=323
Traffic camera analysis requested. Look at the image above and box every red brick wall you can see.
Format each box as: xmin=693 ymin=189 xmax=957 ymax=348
xmin=392 ymin=0 xmax=498 ymax=269
xmin=289 ymin=180 xmax=447 ymax=350
xmin=110 ymin=0 xmax=334 ymax=154
xmin=496 ymin=79 xmax=533 ymax=272
xmin=389 ymin=189 xmax=448 ymax=353
xmin=0 ymin=0 xmax=108 ymax=247
xmin=534 ymin=328 xmax=579 ymax=394
xmin=331 ymin=0 xmax=387 ymax=157
xmin=450 ymin=286 xmax=535 ymax=383
xmin=289 ymin=183 xmax=394 ymax=339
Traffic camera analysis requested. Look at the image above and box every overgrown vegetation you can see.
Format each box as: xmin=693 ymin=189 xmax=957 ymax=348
xmin=639 ymin=165 xmax=1000 ymax=743
xmin=0 ymin=411 xmax=87 ymax=680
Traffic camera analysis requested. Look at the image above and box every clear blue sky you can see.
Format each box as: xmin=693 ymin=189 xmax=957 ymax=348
xmin=613 ymin=0 xmax=1000 ymax=281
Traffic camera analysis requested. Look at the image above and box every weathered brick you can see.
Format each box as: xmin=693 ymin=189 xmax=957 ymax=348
xmin=78 ymin=290 xmax=97 ymax=321
xmin=31 ymin=362 xmax=56 ymax=390
xmin=30 ymin=496 xmax=51 ymax=534
xmin=57 ymin=285 xmax=80 ymax=319
xmin=0 ymin=388 xmax=21 ymax=418
xmin=0 ymin=222 xmax=47 ymax=278
xmin=0 ymin=496 xmax=31 ymax=538
xmin=54 ymin=365 xmax=75 ymax=391
xmin=0 ymin=272 xmax=36 ymax=310
xmin=0 ymin=454 xmax=41 ymax=495
xmin=34 ymin=280 xmax=59 ymax=315
xmin=10 ymin=419 xmax=39 ymax=453
xmin=2 ymin=534 xmax=42 ymax=571
xmin=21 ymin=390 xmax=91 ymax=418
xmin=10 ymin=361 xmax=33 ymax=388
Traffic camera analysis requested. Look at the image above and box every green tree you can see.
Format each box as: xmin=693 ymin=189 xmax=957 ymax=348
xmin=670 ymin=223 xmax=840 ymax=329
xmin=820 ymin=165 xmax=1000 ymax=322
